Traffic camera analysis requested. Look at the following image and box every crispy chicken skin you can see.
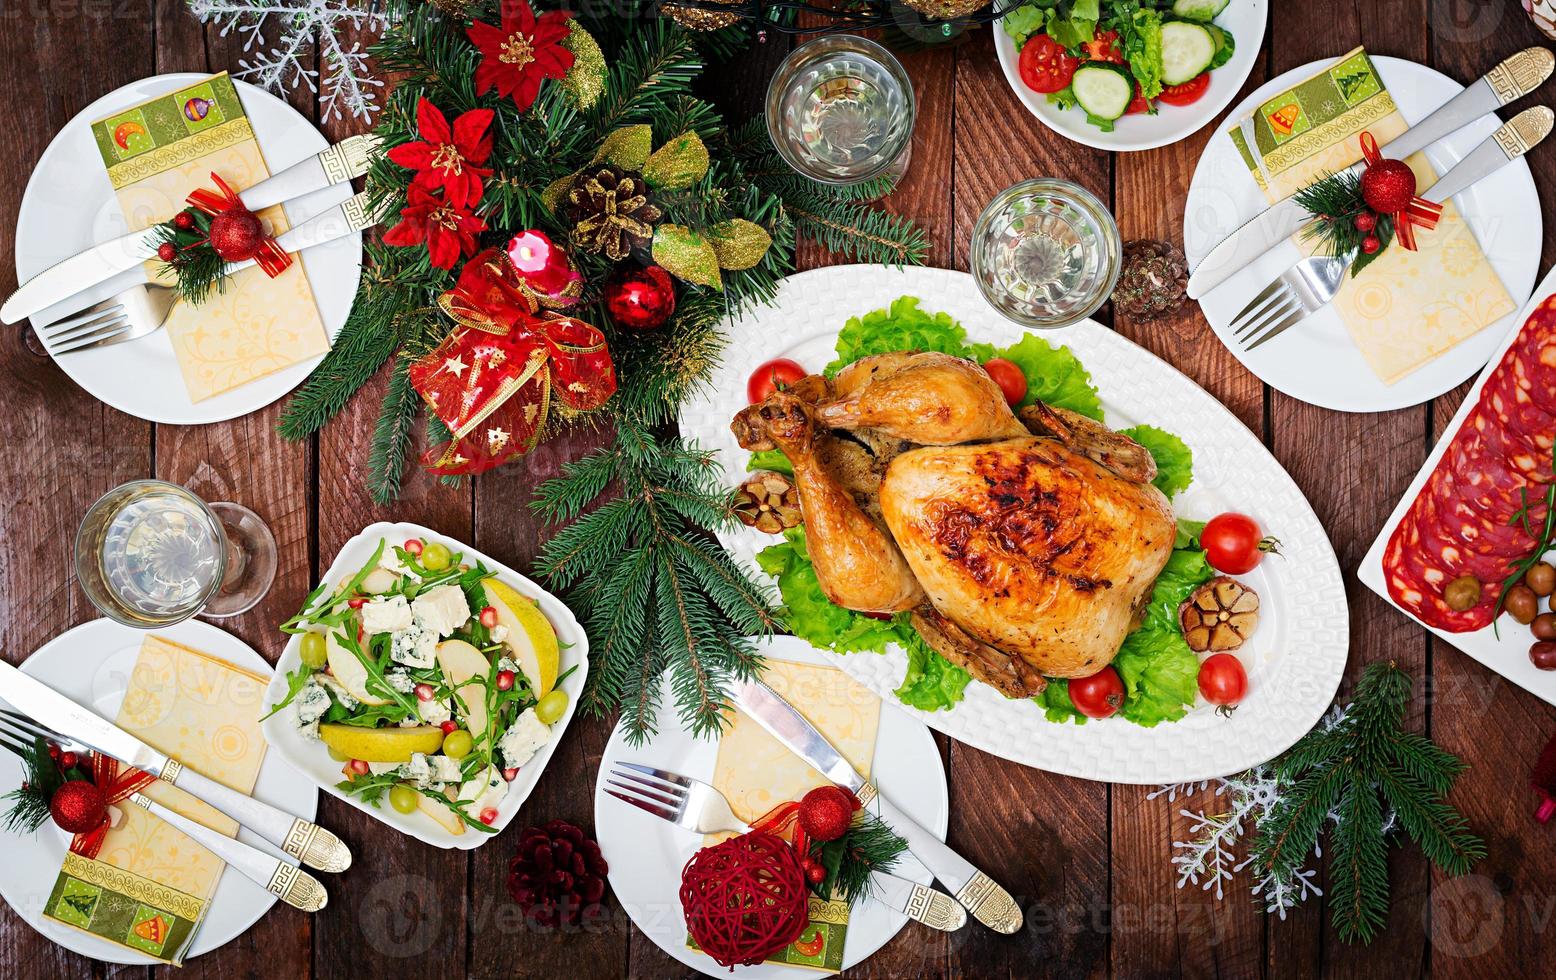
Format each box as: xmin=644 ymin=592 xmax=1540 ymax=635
xmin=880 ymin=437 xmax=1175 ymax=678
xmin=817 ymin=352 xmax=1031 ymax=445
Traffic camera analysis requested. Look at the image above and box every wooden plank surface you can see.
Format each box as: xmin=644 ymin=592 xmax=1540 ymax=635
xmin=3 ymin=2 xmax=1556 ymax=978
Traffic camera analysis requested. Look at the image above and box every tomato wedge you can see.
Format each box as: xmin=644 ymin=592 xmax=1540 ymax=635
xmin=1083 ymin=30 xmax=1124 ymax=65
xmin=1019 ymin=35 xmax=1080 ymax=95
xmin=1158 ymin=73 xmax=1211 ymax=106
xmin=1125 ymin=83 xmax=1152 ymax=115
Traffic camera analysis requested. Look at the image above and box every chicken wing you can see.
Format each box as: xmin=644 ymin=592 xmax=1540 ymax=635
xmin=817 ymin=352 xmax=1030 ymax=445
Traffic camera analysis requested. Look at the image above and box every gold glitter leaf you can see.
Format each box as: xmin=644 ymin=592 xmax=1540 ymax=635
xmin=709 ymin=219 xmax=771 ymax=270
xmin=652 ymin=224 xmax=723 ymax=291
xmin=642 ymin=132 xmax=709 ymax=192
xmin=561 ymin=24 xmax=606 ymax=110
xmin=593 ymin=124 xmax=653 ymax=171
xmin=541 ymin=172 xmax=576 ymax=214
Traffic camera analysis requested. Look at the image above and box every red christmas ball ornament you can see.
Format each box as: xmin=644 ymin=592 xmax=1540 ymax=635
xmin=157 ymin=242 xmax=178 ymax=263
xmin=679 ymin=831 xmax=809 ymax=968
xmin=797 ymin=785 xmax=857 ymax=843
xmin=604 ymin=266 xmax=676 ymax=331
xmin=1361 ymin=233 xmax=1382 ymax=255
xmin=206 ymin=209 xmax=265 ymax=262
xmin=49 ymin=780 xmax=107 ymax=835
xmin=1353 ymin=211 xmax=1377 ymax=233
xmin=1361 ymin=158 xmax=1416 ymax=215
xmin=173 ymin=211 xmax=195 ymax=231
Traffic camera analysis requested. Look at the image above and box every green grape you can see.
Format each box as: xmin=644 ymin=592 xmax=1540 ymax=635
xmin=535 ymin=689 xmax=569 ymax=725
xmin=442 ymin=730 xmax=473 ymax=760
xmin=299 ymin=632 xmax=328 ymax=669
xmin=421 ymin=541 xmax=452 ymax=572
xmin=388 ymin=784 xmax=419 ymax=814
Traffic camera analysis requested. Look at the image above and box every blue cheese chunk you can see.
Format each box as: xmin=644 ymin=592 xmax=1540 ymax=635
xmin=457 ymin=765 xmax=507 ymax=815
xmin=411 ymin=584 xmax=471 ymax=638
xmin=366 ymin=761 xmax=403 ymax=776
xmin=380 ymin=546 xmax=412 ymax=577
xmin=429 ymin=754 xmax=463 ymax=785
xmin=362 ymin=595 xmax=413 ymax=635
xmin=391 ymin=624 xmax=438 ymax=669
xmin=401 ymin=753 xmax=433 ymax=789
xmin=496 ymin=708 xmax=551 ymax=770
xmin=317 ymin=673 xmax=360 ymax=711
xmin=294 ymin=680 xmax=331 ymax=726
xmin=385 ymin=669 xmax=416 ymax=693
xmin=418 ymin=696 xmax=452 ymax=726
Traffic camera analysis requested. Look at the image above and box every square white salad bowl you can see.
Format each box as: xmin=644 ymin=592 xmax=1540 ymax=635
xmin=259 ymin=521 xmax=590 ymax=849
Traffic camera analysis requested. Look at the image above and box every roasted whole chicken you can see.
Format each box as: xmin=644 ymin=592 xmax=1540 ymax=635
xmin=733 ymin=351 xmax=1176 ymax=697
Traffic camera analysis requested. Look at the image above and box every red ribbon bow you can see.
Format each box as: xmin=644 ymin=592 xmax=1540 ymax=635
xmin=1359 ymin=132 xmax=1443 ymax=251
xmin=69 ymin=753 xmax=156 ymax=860
xmin=186 ymin=173 xmax=293 ymax=277
xmin=409 ymin=248 xmax=615 ymax=476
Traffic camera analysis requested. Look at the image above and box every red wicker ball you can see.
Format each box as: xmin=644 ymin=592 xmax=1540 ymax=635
xmin=679 ymin=831 xmax=809 ymax=968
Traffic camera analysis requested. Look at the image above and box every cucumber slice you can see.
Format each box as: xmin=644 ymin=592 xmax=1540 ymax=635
xmin=1160 ymin=21 xmax=1217 ymax=86
xmin=1071 ymin=64 xmax=1134 ymax=122
xmin=1171 ymin=0 xmax=1230 ymax=20
xmin=1206 ymin=25 xmax=1236 ymax=70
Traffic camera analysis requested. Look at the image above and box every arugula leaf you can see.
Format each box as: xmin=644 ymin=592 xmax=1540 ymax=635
xmin=1120 ymin=424 xmax=1194 ymax=499
xmin=260 ymin=664 xmax=314 ymax=721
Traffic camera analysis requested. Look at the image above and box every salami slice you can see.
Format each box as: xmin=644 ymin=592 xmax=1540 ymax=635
xmin=1428 ymin=469 xmax=1539 ymax=559
xmin=1508 ymin=297 xmax=1556 ymax=415
xmin=1482 ymin=361 xmax=1556 ymax=451
xmin=1384 ymin=510 xmax=1495 ymax=631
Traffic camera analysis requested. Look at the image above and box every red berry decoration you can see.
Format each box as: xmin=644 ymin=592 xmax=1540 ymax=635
xmin=206 ymin=209 xmax=266 ymax=262
xmin=797 ymin=785 xmax=857 ymax=843
xmin=1361 ymin=158 xmax=1416 ymax=215
xmin=59 ymin=751 xmax=78 ymax=770
xmin=173 ymin=210 xmax=195 ymax=230
xmin=49 ymin=780 xmax=107 ymax=835
xmin=1353 ymin=211 xmax=1377 ymax=233
xmin=1361 ymin=234 xmax=1382 ymax=255
xmin=156 ymin=242 xmax=178 ymax=263
xmin=603 ymin=265 xmax=676 ymax=331
xmin=507 ymin=819 xmax=610 ymax=929
xmin=804 ymin=860 xmax=827 ymax=886
xmin=679 ymin=831 xmax=809 ymax=968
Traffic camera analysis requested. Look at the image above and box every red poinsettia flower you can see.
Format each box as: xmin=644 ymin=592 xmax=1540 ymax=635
xmin=382 ymin=184 xmax=487 ymax=270
xmin=387 ymin=98 xmax=495 ymax=209
xmin=467 ymin=0 xmax=575 ymax=112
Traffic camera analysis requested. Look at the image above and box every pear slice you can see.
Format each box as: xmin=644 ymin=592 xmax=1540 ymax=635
xmin=324 ymin=629 xmax=390 ymax=705
xmin=319 ymin=723 xmax=444 ymax=763
xmin=483 ymin=578 xmax=559 ymax=697
xmin=436 ymin=639 xmax=491 ymax=736
xmin=417 ymin=786 xmax=466 ymax=836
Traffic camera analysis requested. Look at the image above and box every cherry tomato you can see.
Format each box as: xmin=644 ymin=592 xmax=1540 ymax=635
xmin=982 ymin=357 xmax=1028 ymax=405
xmin=1198 ymin=653 xmax=1248 ymax=710
xmin=1019 ymin=35 xmax=1080 ymax=95
xmin=1069 ymin=666 xmax=1125 ymax=719
xmin=1202 ymin=513 xmax=1280 ymax=574
xmin=747 ymin=358 xmax=807 ymax=403
xmin=1158 ymin=73 xmax=1212 ymax=107
xmin=1083 ymin=30 xmax=1124 ymax=64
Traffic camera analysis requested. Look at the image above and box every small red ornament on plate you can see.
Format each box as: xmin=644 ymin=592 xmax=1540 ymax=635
xmin=49 ymin=780 xmax=107 ymax=835
xmin=1361 ymin=233 xmax=1381 ymax=255
xmin=797 ymin=784 xmax=858 ymax=842
xmin=1353 ymin=211 xmax=1377 ymax=233
xmin=604 ymin=266 xmax=676 ymax=331
xmin=185 ymin=173 xmax=292 ymax=276
xmin=1356 ymin=132 xmax=1442 ymax=251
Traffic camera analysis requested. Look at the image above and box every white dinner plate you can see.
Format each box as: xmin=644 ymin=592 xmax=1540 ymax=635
xmin=679 ymin=264 xmax=1349 ymax=783
xmin=1358 ymin=261 xmax=1556 ymax=708
xmin=0 ymin=618 xmax=318 ymax=965
xmin=259 ymin=522 xmax=590 ymax=849
xmin=13 ymin=73 xmax=361 ymax=425
xmin=1184 ymin=56 xmax=1541 ymax=413
xmin=595 ymin=635 xmax=948 ymax=980
xmin=993 ymin=1 xmax=1268 ymax=152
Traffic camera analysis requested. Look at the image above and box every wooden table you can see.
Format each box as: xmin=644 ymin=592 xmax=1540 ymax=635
xmin=4 ymin=3 xmax=1556 ymax=977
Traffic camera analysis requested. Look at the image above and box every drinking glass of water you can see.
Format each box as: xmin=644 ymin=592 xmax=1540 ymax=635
xmin=74 ymin=480 xmax=278 ymax=627
xmin=970 ymin=178 xmax=1122 ymax=330
xmin=765 ymin=34 xmax=915 ymax=187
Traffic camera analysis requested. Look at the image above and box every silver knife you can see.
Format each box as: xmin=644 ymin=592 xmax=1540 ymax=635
xmin=1188 ymin=47 xmax=1554 ymax=299
xmin=1 ymin=133 xmax=380 ymax=324
xmin=730 ymin=676 xmax=1023 ymax=934
xmin=0 ymin=659 xmax=351 ymax=873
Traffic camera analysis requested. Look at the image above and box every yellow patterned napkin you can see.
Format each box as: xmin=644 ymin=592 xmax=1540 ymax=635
xmin=691 ymin=660 xmax=881 ymax=973
xmin=42 ymin=635 xmax=269 ymax=964
xmin=1229 ymin=48 xmax=1515 ymax=384
xmin=90 ymin=73 xmax=329 ymax=401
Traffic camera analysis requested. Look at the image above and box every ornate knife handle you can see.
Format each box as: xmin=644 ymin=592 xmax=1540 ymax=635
xmin=165 ymin=763 xmax=351 ymax=873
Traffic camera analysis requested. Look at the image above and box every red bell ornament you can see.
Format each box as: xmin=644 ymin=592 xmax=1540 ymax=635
xmin=604 ymin=265 xmax=676 ymax=331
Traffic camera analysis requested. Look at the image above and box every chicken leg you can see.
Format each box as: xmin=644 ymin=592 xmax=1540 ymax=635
xmin=733 ymin=392 xmax=924 ymax=614
xmin=817 ymin=352 xmax=1030 ymax=445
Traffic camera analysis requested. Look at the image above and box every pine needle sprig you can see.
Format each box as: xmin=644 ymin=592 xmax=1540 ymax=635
xmin=1 ymin=736 xmax=63 ymax=834
xmin=1293 ymin=169 xmax=1395 ymax=277
xmin=812 ymin=810 xmax=908 ymax=905
xmin=368 ymin=356 xmax=425 ymax=506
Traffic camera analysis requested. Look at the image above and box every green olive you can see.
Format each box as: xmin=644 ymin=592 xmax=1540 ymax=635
xmin=535 ymin=689 xmax=569 ymax=725
xmin=421 ymin=542 xmax=453 ymax=572
xmin=442 ymin=730 xmax=473 ymax=760
xmin=299 ymin=632 xmax=328 ymax=669
xmin=1442 ymin=575 xmax=1482 ymax=613
xmin=1505 ymin=583 xmax=1539 ymax=626
xmin=1526 ymin=561 xmax=1556 ymax=598
xmin=388 ymin=784 xmax=419 ymax=814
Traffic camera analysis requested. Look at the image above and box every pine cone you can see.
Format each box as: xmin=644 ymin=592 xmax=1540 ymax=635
xmin=1113 ymin=240 xmax=1189 ymax=320
xmin=507 ymin=820 xmax=610 ymax=928
xmin=898 ymin=0 xmax=993 ymax=18
xmin=565 ymin=166 xmax=662 ymax=262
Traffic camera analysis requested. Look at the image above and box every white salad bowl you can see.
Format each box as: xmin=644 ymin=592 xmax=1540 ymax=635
xmin=258 ymin=521 xmax=590 ymax=849
xmin=993 ymin=0 xmax=1269 ymax=152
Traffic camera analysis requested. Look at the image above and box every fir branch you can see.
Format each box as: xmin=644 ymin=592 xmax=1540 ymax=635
xmin=1329 ymin=777 xmax=1390 ymax=944
xmin=277 ymin=285 xmax=405 ymax=440
xmin=814 ymin=809 xmax=907 ymax=906
xmin=368 ymin=356 xmax=424 ymax=506
xmin=782 ymin=196 xmax=929 ymax=267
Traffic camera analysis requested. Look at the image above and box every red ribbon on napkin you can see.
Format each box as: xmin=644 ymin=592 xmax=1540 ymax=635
xmin=185 ymin=173 xmax=293 ymax=277
xmin=69 ymin=753 xmax=156 ymax=860
xmin=1359 ymin=132 xmax=1444 ymax=251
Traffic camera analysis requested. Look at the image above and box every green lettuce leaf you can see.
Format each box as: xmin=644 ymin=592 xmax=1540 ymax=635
xmin=746 ymin=448 xmax=793 ymax=476
xmin=1039 ymin=677 xmax=1087 ymax=724
xmin=1046 ymin=14 xmax=1097 ymax=51
xmin=1107 ymin=545 xmax=1214 ymax=726
xmin=896 ymin=632 xmax=973 ymax=712
xmin=1121 ymin=424 xmax=1193 ymax=499
xmin=975 ymin=333 xmax=1104 ymax=420
xmin=1002 ymin=4 xmax=1047 ymax=47
xmin=825 ymin=296 xmax=974 ymax=375
xmin=1119 ymin=8 xmax=1165 ymax=99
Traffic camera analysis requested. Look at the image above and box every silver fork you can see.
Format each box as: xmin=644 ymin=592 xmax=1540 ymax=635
xmin=36 ymin=283 xmax=177 ymax=355
xmin=1225 ymin=253 xmax=1351 ymax=352
xmin=605 ymin=762 xmax=967 ymax=932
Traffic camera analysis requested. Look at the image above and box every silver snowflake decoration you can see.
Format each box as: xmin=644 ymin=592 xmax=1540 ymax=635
xmin=187 ymin=0 xmax=389 ymax=123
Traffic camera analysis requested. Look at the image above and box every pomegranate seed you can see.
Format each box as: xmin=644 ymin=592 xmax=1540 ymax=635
xmin=350 ymin=759 xmax=370 ymax=775
xmin=404 ymin=538 xmax=423 ymax=556
xmin=502 ymin=767 xmax=519 ymax=782
xmin=480 ymin=606 xmax=499 ymax=628
xmin=479 ymin=807 xmax=498 ymax=825
xmin=347 ymin=595 xmax=367 ymax=609
xmin=414 ymin=683 xmax=435 ymax=702
xmin=357 ymin=625 xmax=366 ymax=644
xmin=440 ymin=720 xmax=458 ymax=734
xmin=496 ymin=670 xmax=515 ymax=691
xmin=59 ymin=751 xmax=78 ymax=769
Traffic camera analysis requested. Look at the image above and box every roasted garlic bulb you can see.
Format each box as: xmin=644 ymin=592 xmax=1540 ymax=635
xmin=1179 ymin=576 xmax=1260 ymax=653
xmin=733 ymin=471 xmax=802 ymax=534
